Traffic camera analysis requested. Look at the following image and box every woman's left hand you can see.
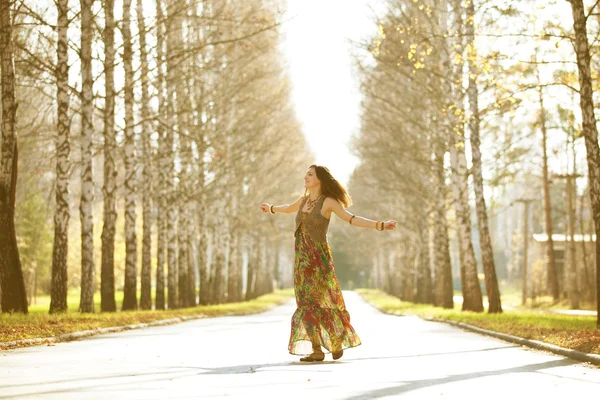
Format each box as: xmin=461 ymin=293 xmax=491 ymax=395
xmin=384 ymin=220 xmax=397 ymax=231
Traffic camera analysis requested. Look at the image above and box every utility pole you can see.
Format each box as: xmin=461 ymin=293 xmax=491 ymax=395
xmin=516 ymin=199 xmax=535 ymax=305
xmin=554 ymin=173 xmax=583 ymax=309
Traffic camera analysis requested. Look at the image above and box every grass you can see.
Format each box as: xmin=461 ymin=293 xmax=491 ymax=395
xmin=28 ymin=290 xmax=129 ymax=314
xmin=1 ymin=289 xmax=295 ymax=345
xmin=356 ymin=288 xmax=600 ymax=355
xmin=495 ymin=289 xmax=598 ymax=311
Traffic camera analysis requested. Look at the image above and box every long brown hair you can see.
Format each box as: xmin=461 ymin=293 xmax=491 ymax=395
xmin=307 ymin=164 xmax=352 ymax=208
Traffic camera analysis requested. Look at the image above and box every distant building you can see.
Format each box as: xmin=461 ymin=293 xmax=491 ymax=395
xmin=531 ymin=233 xmax=596 ymax=300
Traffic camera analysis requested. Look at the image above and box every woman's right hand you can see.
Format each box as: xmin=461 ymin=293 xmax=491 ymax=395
xmin=260 ymin=203 xmax=271 ymax=213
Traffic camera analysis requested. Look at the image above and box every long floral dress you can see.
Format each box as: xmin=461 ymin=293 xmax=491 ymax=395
xmin=288 ymin=196 xmax=362 ymax=355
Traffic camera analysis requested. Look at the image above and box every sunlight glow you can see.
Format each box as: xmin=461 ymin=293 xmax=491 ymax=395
xmin=280 ymin=0 xmax=381 ymax=186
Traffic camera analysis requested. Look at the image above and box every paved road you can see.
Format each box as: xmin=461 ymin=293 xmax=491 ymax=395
xmin=2 ymin=292 xmax=599 ymax=399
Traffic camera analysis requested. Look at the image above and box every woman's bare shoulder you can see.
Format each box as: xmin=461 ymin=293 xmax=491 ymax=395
xmin=323 ymin=196 xmax=342 ymax=207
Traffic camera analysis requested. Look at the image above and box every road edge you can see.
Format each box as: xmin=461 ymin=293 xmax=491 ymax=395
xmin=422 ymin=316 xmax=600 ymax=366
xmin=360 ymin=296 xmax=600 ymax=366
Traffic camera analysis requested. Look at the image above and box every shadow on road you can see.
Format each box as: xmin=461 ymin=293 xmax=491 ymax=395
xmin=341 ymin=359 xmax=582 ymax=400
xmin=1 ymin=346 xmax=582 ymax=399
xmin=2 ymin=344 xmax=520 ymax=390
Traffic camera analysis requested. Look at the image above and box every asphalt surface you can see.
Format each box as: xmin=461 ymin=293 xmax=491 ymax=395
xmin=1 ymin=291 xmax=599 ymax=399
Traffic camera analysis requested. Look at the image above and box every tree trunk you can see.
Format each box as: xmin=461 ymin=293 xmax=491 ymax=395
xmin=449 ymin=0 xmax=483 ymax=312
xmin=187 ymin=212 xmax=196 ymax=307
xmin=431 ymin=0 xmax=454 ymax=310
xmin=273 ymin=236 xmax=281 ymax=290
xmin=521 ymin=201 xmax=531 ymax=305
xmin=206 ymin=234 xmax=215 ymax=304
xmin=122 ymin=0 xmax=137 ymax=311
xmin=266 ymin=240 xmax=275 ymax=294
xmin=175 ymin=0 xmax=193 ymax=308
xmin=198 ymin=211 xmax=209 ymax=305
xmin=190 ymin=0 xmax=208 ymax=307
xmin=465 ymin=0 xmax=502 ymax=313
xmin=100 ymin=0 xmax=117 ymax=313
xmin=178 ymin=201 xmax=189 ymax=307
xmin=154 ymin=0 xmax=167 ymax=311
xmin=579 ymin=190 xmax=593 ymax=301
xmin=79 ymin=0 xmax=95 ymax=313
xmin=569 ymin=0 xmax=600 ymax=327
xmin=415 ymin=218 xmax=433 ymax=304
xmin=432 ymin=139 xmax=454 ymax=309
xmin=165 ymin=0 xmax=180 ymax=310
xmin=50 ymin=0 xmax=71 ymax=314
xmin=400 ymin=244 xmax=415 ymax=302
xmin=156 ymin=192 xmax=166 ymax=310
xmin=537 ymin=81 xmax=559 ymax=301
xmin=236 ymin=233 xmax=244 ymax=299
xmin=0 ymin=0 xmax=27 ymax=313
xmin=138 ymin=0 xmax=153 ymax=310
xmin=178 ymin=141 xmax=194 ymax=309
xmin=370 ymin=254 xmax=378 ymax=290
xmin=246 ymin=235 xmax=258 ymax=300
xmin=256 ymin=236 xmax=267 ymax=297
xmin=166 ymin=186 xmax=177 ymax=307
xmin=212 ymin=226 xmax=226 ymax=303
xmin=566 ymin=176 xmax=579 ymax=308
xmin=228 ymin=229 xmax=241 ymax=302
xmin=389 ymin=252 xmax=398 ymax=297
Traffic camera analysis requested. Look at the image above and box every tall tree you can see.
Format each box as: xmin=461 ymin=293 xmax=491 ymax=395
xmin=101 ymin=0 xmax=117 ymax=312
xmin=138 ymin=0 xmax=153 ymax=311
xmin=565 ymin=174 xmax=579 ymax=308
xmin=165 ymin=0 xmax=181 ymax=309
xmin=537 ymin=77 xmax=559 ymax=301
xmin=0 ymin=0 xmax=27 ymax=313
xmin=228 ymin=225 xmax=241 ymax=302
xmin=79 ymin=0 xmax=96 ymax=313
xmin=448 ymin=0 xmax=483 ymax=312
xmin=178 ymin=199 xmax=190 ymax=306
xmin=432 ymin=139 xmax=454 ymax=308
xmin=122 ymin=0 xmax=138 ymax=311
xmin=176 ymin=3 xmax=190 ymax=308
xmin=155 ymin=0 xmax=167 ymax=311
xmin=415 ymin=215 xmax=433 ymax=303
xmin=568 ymin=0 xmax=600 ymax=327
xmin=465 ymin=0 xmax=502 ymax=313
xmin=430 ymin=6 xmax=454 ymax=307
xmin=50 ymin=0 xmax=71 ymax=314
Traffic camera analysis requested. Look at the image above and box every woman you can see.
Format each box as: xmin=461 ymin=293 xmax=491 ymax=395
xmin=260 ymin=165 xmax=397 ymax=362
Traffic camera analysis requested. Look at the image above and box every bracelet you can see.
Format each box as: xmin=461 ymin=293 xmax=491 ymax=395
xmin=270 ymin=205 xmax=275 ymax=214
xmin=381 ymin=221 xmax=385 ymax=231
xmin=349 ymin=214 xmax=355 ymax=225
xmin=376 ymin=220 xmax=381 ymax=231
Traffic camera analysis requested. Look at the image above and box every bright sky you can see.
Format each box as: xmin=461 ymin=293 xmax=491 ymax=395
xmin=279 ymin=0 xmax=381 ymax=185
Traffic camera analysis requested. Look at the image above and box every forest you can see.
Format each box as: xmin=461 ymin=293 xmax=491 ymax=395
xmin=0 ymin=0 xmax=598 ymax=330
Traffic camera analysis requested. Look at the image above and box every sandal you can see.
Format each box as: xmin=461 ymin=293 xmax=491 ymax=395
xmin=332 ymin=349 xmax=344 ymax=360
xmin=300 ymin=343 xmax=325 ymax=362
xmin=300 ymin=351 xmax=325 ymax=362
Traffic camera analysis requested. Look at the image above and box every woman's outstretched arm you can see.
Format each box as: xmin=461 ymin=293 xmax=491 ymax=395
xmin=324 ymin=198 xmax=397 ymax=231
xmin=260 ymin=195 xmax=304 ymax=215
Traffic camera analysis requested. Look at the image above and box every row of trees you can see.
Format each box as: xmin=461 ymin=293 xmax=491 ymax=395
xmin=0 ymin=0 xmax=312 ymax=313
xmin=345 ymin=0 xmax=599 ymax=323
xmin=347 ymin=0 xmax=501 ymax=313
